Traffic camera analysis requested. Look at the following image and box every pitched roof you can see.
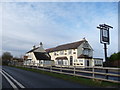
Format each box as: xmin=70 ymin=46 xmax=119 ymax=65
xmin=26 ymin=47 xmax=39 ymax=53
xmin=46 ymin=40 xmax=86 ymax=52
xmin=27 ymin=46 xmax=46 ymax=53
xmin=34 ymin=52 xmax=51 ymax=60
xmin=45 ymin=48 xmax=55 ymax=53
xmin=34 ymin=46 xmax=46 ymax=53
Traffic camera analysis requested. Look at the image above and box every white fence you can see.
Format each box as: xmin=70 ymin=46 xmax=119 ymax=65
xmin=15 ymin=62 xmax=120 ymax=84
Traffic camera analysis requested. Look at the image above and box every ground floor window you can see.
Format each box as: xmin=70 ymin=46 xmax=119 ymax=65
xmin=57 ymin=60 xmax=63 ymax=65
xmin=64 ymin=60 xmax=68 ymax=65
xmin=55 ymin=60 xmax=68 ymax=66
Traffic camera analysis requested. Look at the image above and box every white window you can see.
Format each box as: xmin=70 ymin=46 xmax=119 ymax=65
xmin=54 ymin=52 xmax=56 ymax=55
xmin=84 ymin=43 xmax=89 ymax=48
xmin=60 ymin=51 xmax=64 ymax=55
xmin=83 ymin=49 xmax=89 ymax=55
xmin=68 ymin=50 xmax=72 ymax=54
xmin=40 ymin=61 xmax=43 ymax=64
xmin=58 ymin=60 xmax=61 ymax=65
xmin=97 ymin=61 xmax=99 ymax=64
xmin=98 ymin=61 xmax=100 ymax=64
xmin=64 ymin=61 xmax=67 ymax=65
xmin=74 ymin=59 xmax=77 ymax=62
xmin=94 ymin=61 xmax=96 ymax=64
xmin=79 ymin=60 xmax=83 ymax=62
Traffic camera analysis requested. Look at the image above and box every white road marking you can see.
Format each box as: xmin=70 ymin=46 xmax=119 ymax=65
xmin=2 ymin=70 xmax=25 ymax=88
xmin=0 ymin=71 xmax=18 ymax=90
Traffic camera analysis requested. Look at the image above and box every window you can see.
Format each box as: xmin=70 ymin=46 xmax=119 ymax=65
xmin=83 ymin=43 xmax=89 ymax=48
xmin=58 ymin=60 xmax=63 ymax=65
xmin=73 ymin=52 xmax=76 ymax=54
xmin=83 ymin=49 xmax=89 ymax=55
xmin=54 ymin=52 xmax=56 ymax=56
xmin=74 ymin=59 xmax=77 ymax=62
xmin=94 ymin=61 xmax=96 ymax=64
xmin=64 ymin=61 xmax=67 ymax=65
xmin=79 ymin=60 xmax=83 ymax=62
xmin=58 ymin=60 xmax=61 ymax=65
xmin=80 ymin=63 xmax=83 ymax=65
xmin=68 ymin=50 xmax=72 ymax=54
xmin=60 ymin=51 xmax=64 ymax=55
xmin=41 ymin=61 xmax=43 ymax=64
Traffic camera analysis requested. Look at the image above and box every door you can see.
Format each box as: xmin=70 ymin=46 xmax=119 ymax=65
xmin=70 ymin=56 xmax=73 ymax=65
xmin=87 ymin=60 xmax=89 ymax=66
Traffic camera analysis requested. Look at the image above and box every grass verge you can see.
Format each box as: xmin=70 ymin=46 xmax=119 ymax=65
xmin=8 ymin=65 xmax=119 ymax=88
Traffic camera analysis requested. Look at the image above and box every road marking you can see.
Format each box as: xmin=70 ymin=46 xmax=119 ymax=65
xmin=2 ymin=70 xmax=25 ymax=88
xmin=0 ymin=71 xmax=18 ymax=90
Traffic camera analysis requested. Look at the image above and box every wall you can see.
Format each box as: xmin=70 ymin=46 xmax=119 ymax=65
xmin=49 ymin=49 xmax=78 ymax=65
xmin=77 ymin=41 xmax=93 ymax=58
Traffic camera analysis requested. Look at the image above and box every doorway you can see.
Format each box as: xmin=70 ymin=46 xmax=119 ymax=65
xmin=87 ymin=60 xmax=89 ymax=66
xmin=70 ymin=56 xmax=73 ymax=65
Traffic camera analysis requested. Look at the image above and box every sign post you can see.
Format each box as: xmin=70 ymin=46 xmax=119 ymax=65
xmin=97 ymin=24 xmax=113 ymax=79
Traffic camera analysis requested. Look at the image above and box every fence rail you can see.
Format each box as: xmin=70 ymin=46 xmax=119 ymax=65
xmin=14 ymin=62 xmax=120 ymax=84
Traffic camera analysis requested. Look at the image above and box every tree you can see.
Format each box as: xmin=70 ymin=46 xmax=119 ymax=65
xmin=108 ymin=52 xmax=120 ymax=61
xmin=104 ymin=52 xmax=120 ymax=67
xmin=2 ymin=52 xmax=13 ymax=65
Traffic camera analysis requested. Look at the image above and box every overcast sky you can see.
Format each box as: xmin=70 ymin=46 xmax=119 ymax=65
xmin=1 ymin=2 xmax=118 ymax=60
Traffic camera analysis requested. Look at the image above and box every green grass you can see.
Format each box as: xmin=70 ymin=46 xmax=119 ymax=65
xmin=8 ymin=65 xmax=119 ymax=88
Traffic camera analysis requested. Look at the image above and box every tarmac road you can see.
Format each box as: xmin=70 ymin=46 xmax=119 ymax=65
xmin=2 ymin=66 xmax=91 ymax=89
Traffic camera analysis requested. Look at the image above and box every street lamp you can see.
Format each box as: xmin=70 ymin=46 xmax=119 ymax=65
xmin=97 ymin=24 xmax=113 ymax=65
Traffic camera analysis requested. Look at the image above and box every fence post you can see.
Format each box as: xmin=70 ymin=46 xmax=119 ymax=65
xmin=92 ymin=66 xmax=95 ymax=81
xmin=74 ymin=66 xmax=76 ymax=76
xmin=39 ymin=62 xmax=40 ymax=69
xmin=37 ymin=63 xmax=38 ymax=69
xmin=50 ymin=65 xmax=52 ymax=72
xmin=60 ymin=64 xmax=62 ymax=72
xmin=28 ymin=62 xmax=30 ymax=68
xmin=43 ymin=63 xmax=44 ymax=70
xmin=105 ymin=69 xmax=108 ymax=79
xmin=31 ymin=61 xmax=32 ymax=67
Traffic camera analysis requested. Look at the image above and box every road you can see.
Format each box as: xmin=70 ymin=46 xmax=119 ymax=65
xmin=1 ymin=66 xmax=91 ymax=89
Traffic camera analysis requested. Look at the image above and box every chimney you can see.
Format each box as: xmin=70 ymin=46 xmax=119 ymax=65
xmin=33 ymin=45 xmax=36 ymax=49
xmin=81 ymin=37 xmax=87 ymax=41
xmin=40 ymin=42 xmax=43 ymax=47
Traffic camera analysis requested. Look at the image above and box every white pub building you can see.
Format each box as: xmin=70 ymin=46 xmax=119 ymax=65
xmin=24 ymin=38 xmax=103 ymax=67
xmin=46 ymin=38 xmax=103 ymax=67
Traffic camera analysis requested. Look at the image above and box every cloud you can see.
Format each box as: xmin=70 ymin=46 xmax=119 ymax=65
xmin=2 ymin=2 xmax=118 ymax=59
